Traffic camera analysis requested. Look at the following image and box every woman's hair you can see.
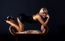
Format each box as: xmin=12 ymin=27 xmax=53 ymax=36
xmin=39 ymin=8 xmax=48 ymax=14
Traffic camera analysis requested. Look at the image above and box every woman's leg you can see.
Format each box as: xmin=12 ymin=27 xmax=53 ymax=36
xmin=5 ymin=17 xmax=24 ymax=32
xmin=41 ymin=25 xmax=46 ymax=33
xmin=17 ymin=17 xmax=24 ymax=32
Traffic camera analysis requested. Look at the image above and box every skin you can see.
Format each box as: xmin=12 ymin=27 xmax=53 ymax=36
xmin=33 ymin=8 xmax=50 ymax=32
xmin=5 ymin=8 xmax=50 ymax=34
xmin=5 ymin=17 xmax=24 ymax=32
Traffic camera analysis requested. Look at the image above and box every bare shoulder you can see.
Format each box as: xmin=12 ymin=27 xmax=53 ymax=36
xmin=35 ymin=14 xmax=41 ymax=18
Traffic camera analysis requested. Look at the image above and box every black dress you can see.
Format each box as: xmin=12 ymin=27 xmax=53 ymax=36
xmin=19 ymin=14 xmax=47 ymax=31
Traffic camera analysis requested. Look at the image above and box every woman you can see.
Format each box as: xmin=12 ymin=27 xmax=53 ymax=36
xmin=33 ymin=8 xmax=50 ymax=33
xmin=5 ymin=8 xmax=50 ymax=35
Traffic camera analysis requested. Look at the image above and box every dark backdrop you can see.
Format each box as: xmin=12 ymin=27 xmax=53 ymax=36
xmin=0 ymin=0 xmax=65 ymax=40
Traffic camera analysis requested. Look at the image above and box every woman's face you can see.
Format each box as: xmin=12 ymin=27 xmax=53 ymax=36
xmin=39 ymin=12 xmax=47 ymax=17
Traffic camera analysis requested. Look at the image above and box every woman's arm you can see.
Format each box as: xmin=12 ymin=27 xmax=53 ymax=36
xmin=44 ymin=14 xmax=50 ymax=25
xmin=33 ymin=14 xmax=45 ymax=25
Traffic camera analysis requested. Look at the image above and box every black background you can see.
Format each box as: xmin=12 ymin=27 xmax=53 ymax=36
xmin=0 ymin=0 xmax=65 ymax=41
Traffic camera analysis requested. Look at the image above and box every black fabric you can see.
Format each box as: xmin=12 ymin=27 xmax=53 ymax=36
xmin=18 ymin=14 xmax=47 ymax=30
xmin=19 ymin=14 xmax=40 ymax=30
xmin=19 ymin=14 xmax=35 ymax=23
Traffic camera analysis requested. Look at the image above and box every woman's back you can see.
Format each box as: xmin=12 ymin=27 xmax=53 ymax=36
xmin=19 ymin=14 xmax=40 ymax=30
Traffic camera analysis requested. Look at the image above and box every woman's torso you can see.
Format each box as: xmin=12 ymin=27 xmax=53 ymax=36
xmin=19 ymin=14 xmax=47 ymax=30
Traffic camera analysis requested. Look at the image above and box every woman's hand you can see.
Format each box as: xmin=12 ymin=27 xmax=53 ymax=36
xmin=44 ymin=14 xmax=50 ymax=25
